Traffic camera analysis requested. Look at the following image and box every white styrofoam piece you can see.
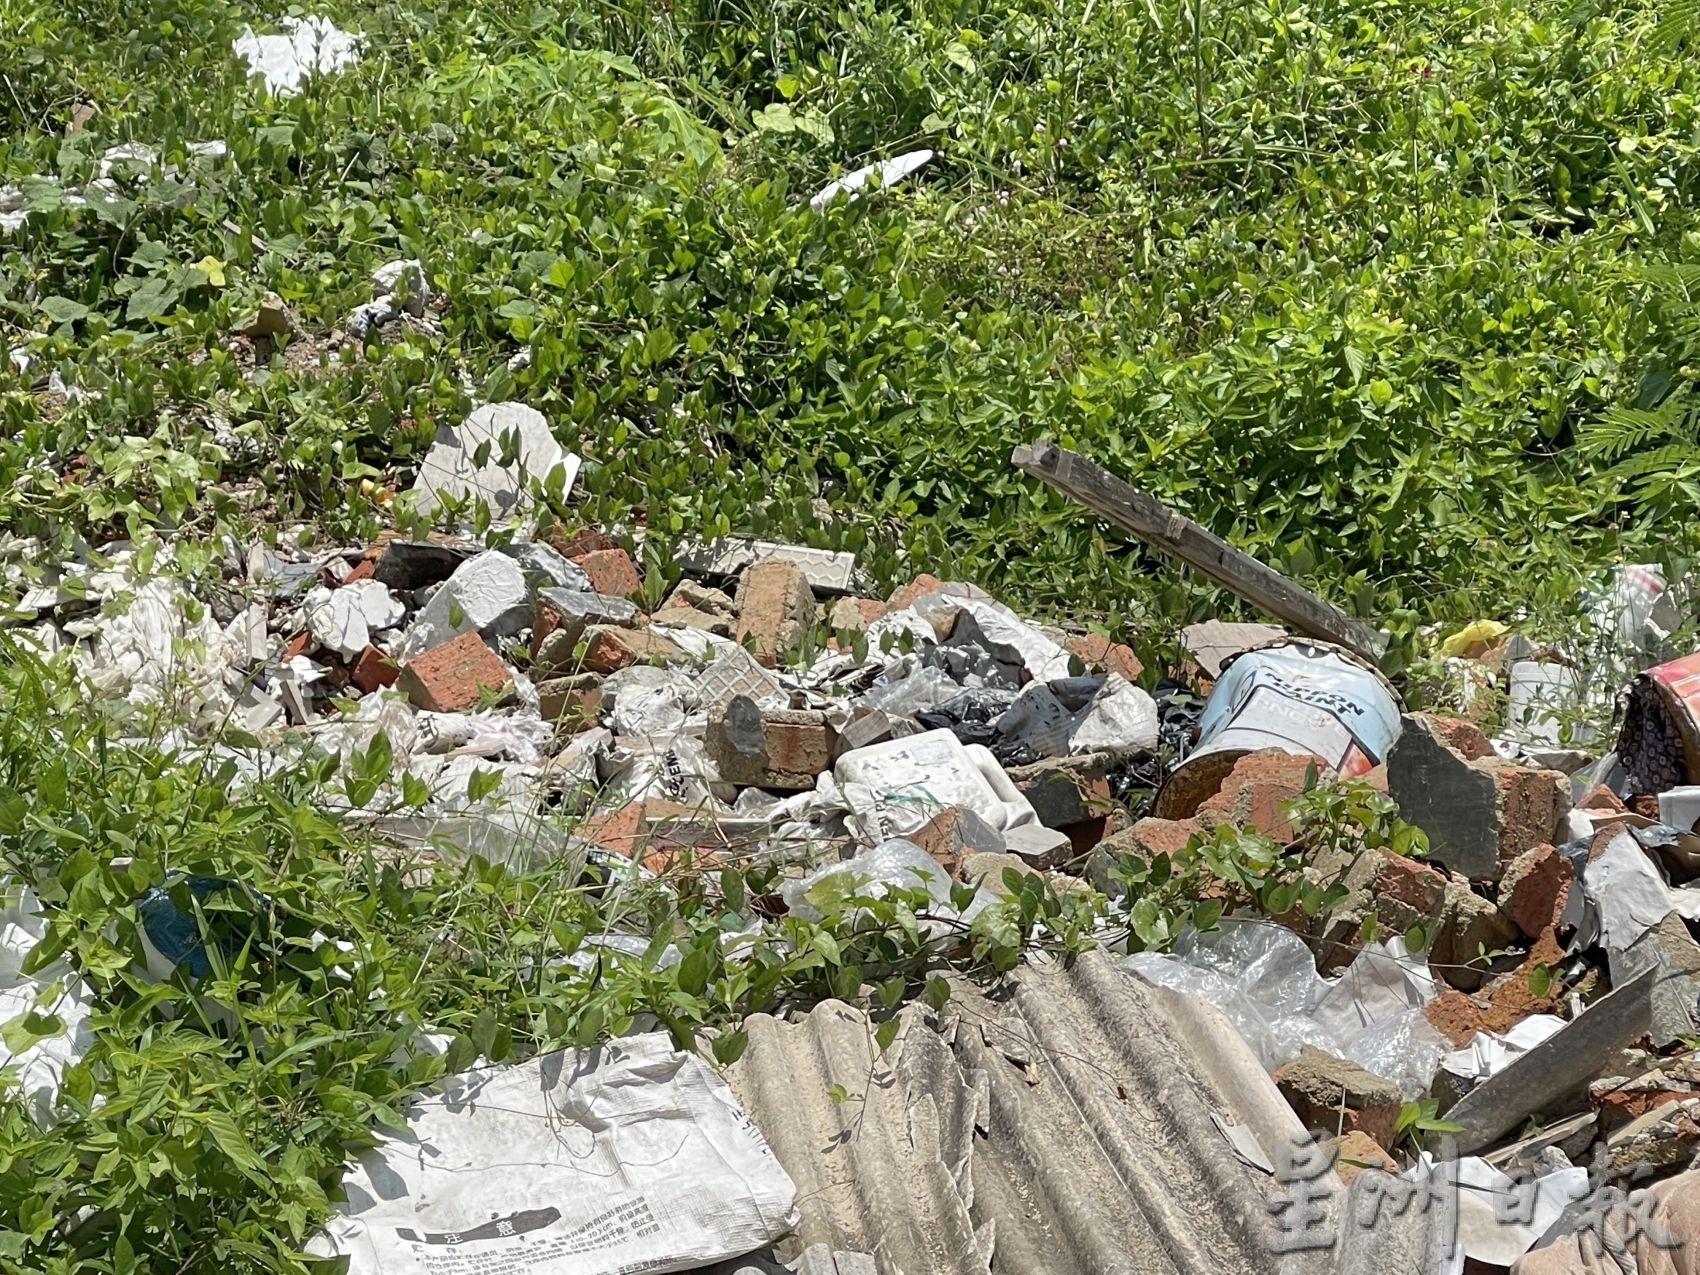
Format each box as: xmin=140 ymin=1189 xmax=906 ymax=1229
xmin=835 ymin=729 xmax=1038 ymax=839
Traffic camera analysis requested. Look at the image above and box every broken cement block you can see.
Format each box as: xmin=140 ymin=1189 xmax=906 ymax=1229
xmin=651 ymin=605 xmax=732 ymax=637
xmin=1607 ymin=1097 xmax=1700 ymax=1179
xmin=1387 ymin=714 xmax=1570 ymax=879
xmin=675 ymin=538 xmax=856 ymax=593
xmin=497 ymin=540 xmax=591 ymax=592
xmin=1429 ymin=878 xmax=1517 ymax=992
xmin=1002 ymin=823 xmax=1074 ymax=867
xmin=735 ymin=561 xmax=815 ymax=668
xmin=834 ymin=708 xmax=919 ymax=757
xmin=665 ymin=580 xmax=736 ymax=616
xmin=411 ymin=402 xmax=579 ymax=521
xmin=1004 ymin=754 xmax=1113 ymax=829
xmin=303 ymin=579 xmax=403 ymax=660
xmin=1498 ymin=843 xmax=1573 ymax=940
xmin=575 ymin=548 xmax=643 ymax=601
xmin=705 ymin=695 xmax=837 ymax=791
xmin=1274 ymin=1046 xmax=1404 ymax=1147
xmin=1610 ymin=911 xmax=1700 ymax=1046
xmin=397 ymin=630 xmax=511 ymax=712
xmin=1178 ymin=621 xmax=1286 ymax=680
xmin=960 ymin=851 xmax=1039 ymax=896
xmin=1421 ymin=714 xmax=1494 ymax=761
xmin=581 ymin=627 xmax=686 ymax=675
xmin=696 ymin=644 xmax=785 ymax=714
xmin=534 ymin=588 xmax=639 ymax=652
xmin=397 ymin=550 xmax=530 ymax=659
xmin=1591 ymin=1066 xmax=1700 ymax=1134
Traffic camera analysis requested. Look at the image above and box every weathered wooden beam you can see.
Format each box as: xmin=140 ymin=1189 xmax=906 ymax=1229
xmin=1011 ymin=440 xmax=1389 ymax=662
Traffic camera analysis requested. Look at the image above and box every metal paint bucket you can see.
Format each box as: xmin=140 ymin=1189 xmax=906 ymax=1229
xmin=1156 ymin=638 xmax=1404 ymax=819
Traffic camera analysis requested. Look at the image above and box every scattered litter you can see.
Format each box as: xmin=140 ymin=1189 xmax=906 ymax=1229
xmin=411 ymin=401 xmax=580 ymax=523
xmin=836 ymin=729 xmax=1039 ymax=841
xmin=0 ymin=886 xmax=95 ymax=1124
xmin=311 ymin=1033 xmax=799 ymax=1274
xmin=233 ymin=16 xmax=362 ymax=94
xmin=809 ymin=149 xmax=935 ymax=211
xmin=1122 ymin=921 xmax=1444 ymax=1097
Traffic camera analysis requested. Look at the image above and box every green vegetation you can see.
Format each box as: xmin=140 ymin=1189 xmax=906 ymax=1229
xmin=5 ymin=0 xmax=1699 ymax=650
xmin=3 ymin=0 xmax=1699 ymax=1266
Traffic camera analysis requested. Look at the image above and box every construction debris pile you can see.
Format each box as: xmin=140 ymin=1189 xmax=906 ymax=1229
xmin=5 ymin=421 xmax=1700 ymax=1275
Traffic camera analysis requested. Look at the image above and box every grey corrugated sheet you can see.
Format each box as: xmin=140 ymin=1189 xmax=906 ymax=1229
xmin=723 ymin=949 xmax=1442 ymax=1275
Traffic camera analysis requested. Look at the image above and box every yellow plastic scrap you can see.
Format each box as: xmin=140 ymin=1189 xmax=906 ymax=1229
xmin=1438 ymin=619 xmax=1509 ymax=660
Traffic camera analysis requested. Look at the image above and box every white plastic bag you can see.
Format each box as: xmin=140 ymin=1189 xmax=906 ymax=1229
xmin=1121 ymin=921 xmax=1446 ymax=1097
xmin=780 ymin=839 xmax=993 ymax=940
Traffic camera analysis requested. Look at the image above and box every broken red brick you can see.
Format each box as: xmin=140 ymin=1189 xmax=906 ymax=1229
xmin=1498 ymin=843 xmax=1574 ymax=940
xmin=1195 ymin=749 xmax=1316 ymax=841
xmin=1374 ymin=851 xmax=1449 ymax=913
xmin=1579 ymin=784 xmax=1628 ymax=814
xmin=1331 ymin=1131 xmax=1397 ymax=1186
xmin=549 ymin=526 xmax=621 ymax=561
xmin=1065 ymin=632 xmax=1144 ymax=682
xmin=281 ymin=630 xmax=311 ymax=661
xmin=397 ymin=629 xmax=511 ymax=712
xmin=827 ymin=596 xmax=886 ymax=633
xmin=581 ymin=627 xmax=680 ymax=674
xmin=1420 ymin=714 xmax=1494 ymax=761
xmin=340 ymin=559 xmax=376 ymax=586
xmin=1488 ymin=762 xmax=1572 ymax=871
xmin=735 ymin=561 xmax=814 ymax=668
xmin=350 ymin=644 xmax=398 ymax=694
xmin=575 ymin=548 xmax=643 ymax=601
xmin=886 ymin=573 xmax=944 ymax=611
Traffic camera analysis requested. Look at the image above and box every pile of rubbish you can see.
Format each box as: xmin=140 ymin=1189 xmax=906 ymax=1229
xmin=7 ymin=416 xmax=1700 ymax=1274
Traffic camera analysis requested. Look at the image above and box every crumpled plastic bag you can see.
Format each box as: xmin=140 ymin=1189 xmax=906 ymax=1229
xmin=598 ymin=735 xmax=734 ymax=808
xmin=1122 ymin=920 xmax=1446 ymax=1097
xmin=0 ymin=886 xmax=95 ymax=1125
xmin=603 ymin=665 xmax=696 ymax=737
xmin=72 ymin=578 xmax=248 ymax=729
xmin=997 ymin=674 xmax=1159 ymax=759
xmin=416 ymin=711 xmax=555 ymax=763
xmin=780 ymin=839 xmax=993 ymax=940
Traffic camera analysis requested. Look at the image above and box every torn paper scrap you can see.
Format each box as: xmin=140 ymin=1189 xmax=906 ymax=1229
xmin=311 ymin=1032 xmax=798 ymax=1274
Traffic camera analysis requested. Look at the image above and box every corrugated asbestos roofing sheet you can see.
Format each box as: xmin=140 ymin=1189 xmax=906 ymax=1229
xmin=719 ymin=949 xmax=1443 ymax=1275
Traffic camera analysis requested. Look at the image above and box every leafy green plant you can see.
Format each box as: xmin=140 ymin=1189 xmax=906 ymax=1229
xmin=1394 ymin=1098 xmax=1465 ymax=1154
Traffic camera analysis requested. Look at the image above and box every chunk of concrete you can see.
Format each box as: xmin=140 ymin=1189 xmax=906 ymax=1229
xmin=411 ymin=402 xmax=580 ymax=521
xmin=1611 ymin=911 xmax=1700 ymax=1047
xmin=397 ymin=550 xmax=531 ymax=659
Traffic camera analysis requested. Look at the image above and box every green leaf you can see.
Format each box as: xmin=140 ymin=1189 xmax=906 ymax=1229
xmin=0 ymin=1009 xmax=64 ymax=1055
xmin=712 ymin=1028 xmax=748 ymax=1066
xmin=874 ymin=1016 xmax=900 ymax=1053
xmin=125 ymin=275 xmax=181 ymax=321
xmin=38 ymin=296 xmax=89 ymax=324
xmin=203 ymin=1109 xmax=269 ymax=1183
xmin=1404 ymin=923 xmax=1428 ymax=953
xmin=1528 ymin=964 xmax=1552 ymax=998
xmin=677 ymin=947 xmax=710 ymax=996
xmin=1130 ymin=897 xmax=1169 ymax=949
xmin=465 ymin=768 xmax=502 ymax=803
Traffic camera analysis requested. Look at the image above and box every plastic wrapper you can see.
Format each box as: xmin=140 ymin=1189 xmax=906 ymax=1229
xmin=997 ymin=675 xmax=1158 ymax=760
xmin=780 ymin=839 xmax=993 ymax=941
xmin=598 ymin=736 xmax=734 ymax=809
xmin=0 ymin=886 xmax=95 ymax=1125
xmin=1121 ymin=921 xmax=1445 ymax=1097
xmin=602 ymin=665 xmax=696 ymax=737
xmin=862 ymin=662 xmax=962 ymax=717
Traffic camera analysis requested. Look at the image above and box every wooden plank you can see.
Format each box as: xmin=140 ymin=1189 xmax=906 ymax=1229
xmin=1011 ymin=440 xmax=1388 ymax=662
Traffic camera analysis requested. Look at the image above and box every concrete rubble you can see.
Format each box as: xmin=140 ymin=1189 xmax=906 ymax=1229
xmin=11 ymin=453 xmax=1700 ymax=1274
